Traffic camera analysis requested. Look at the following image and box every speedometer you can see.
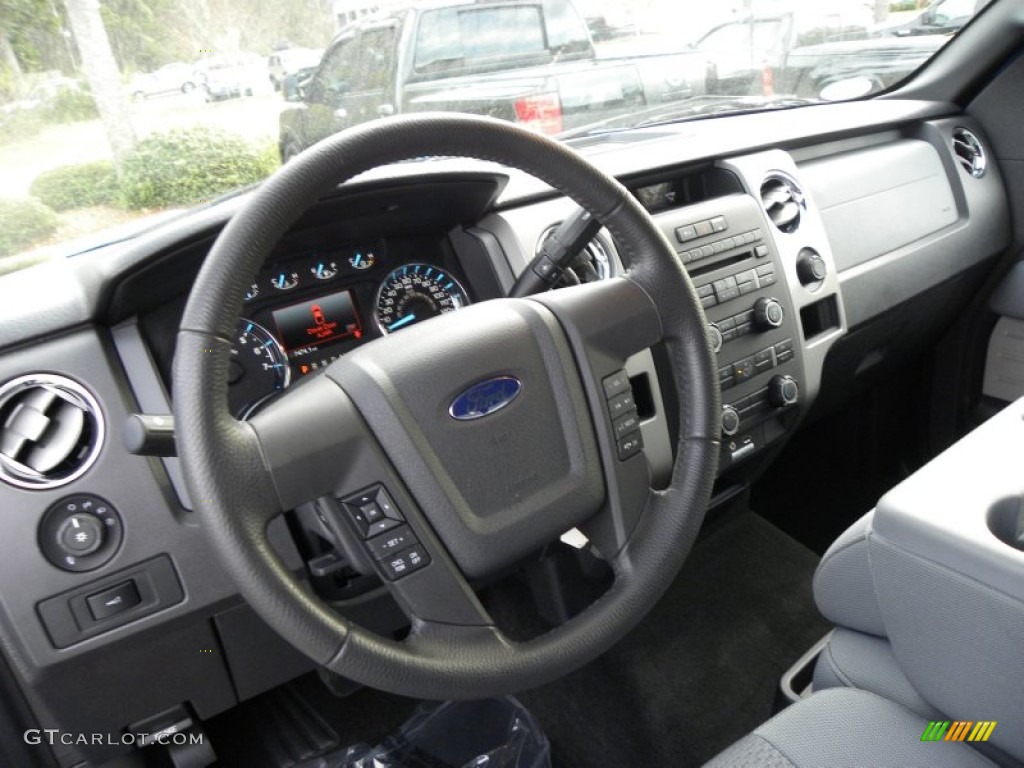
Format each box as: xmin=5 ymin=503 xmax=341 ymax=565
xmin=374 ymin=263 xmax=469 ymax=334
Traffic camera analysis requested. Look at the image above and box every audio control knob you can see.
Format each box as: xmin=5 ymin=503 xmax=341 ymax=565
xmin=709 ymin=324 xmax=723 ymax=353
xmin=753 ymin=297 xmax=785 ymax=330
xmin=768 ymin=375 xmax=799 ymax=408
xmin=721 ymin=405 xmax=741 ymax=436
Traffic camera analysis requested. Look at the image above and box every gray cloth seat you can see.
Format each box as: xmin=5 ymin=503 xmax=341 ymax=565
xmin=704 ymin=687 xmax=997 ymax=767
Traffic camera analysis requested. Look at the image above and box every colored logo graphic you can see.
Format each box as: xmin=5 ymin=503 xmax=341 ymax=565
xmin=921 ymin=721 xmax=997 ymax=743
xmin=449 ymin=376 xmax=522 ymax=421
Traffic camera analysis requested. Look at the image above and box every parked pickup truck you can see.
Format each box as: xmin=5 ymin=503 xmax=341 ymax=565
xmin=278 ymin=0 xmax=707 ymax=160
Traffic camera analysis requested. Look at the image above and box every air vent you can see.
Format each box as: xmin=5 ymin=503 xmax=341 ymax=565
xmin=536 ymin=227 xmax=611 ymax=288
xmin=0 ymin=375 xmax=104 ymax=490
xmin=952 ymin=127 xmax=986 ymax=178
xmin=760 ymin=175 xmax=805 ymax=234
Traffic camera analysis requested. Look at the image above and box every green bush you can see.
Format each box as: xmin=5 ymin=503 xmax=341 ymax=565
xmin=0 ymin=107 xmax=45 ymax=146
xmin=121 ymin=126 xmax=276 ymax=209
xmin=0 ymin=198 xmax=58 ymax=257
xmin=41 ymin=87 xmax=99 ymax=123
xmin=30 ymin=161 xmax=119 ymax=211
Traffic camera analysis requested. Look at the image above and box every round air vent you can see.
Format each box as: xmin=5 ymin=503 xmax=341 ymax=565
xmin=536 ymin=226 xmax=611 ymax=288
xmin=952 ymin=127 xmax=986 ymax=178
xmin=0 ymin=374 xmax=105 ymax=490
xmin=760 ymin=175 xmax=805 ymax=234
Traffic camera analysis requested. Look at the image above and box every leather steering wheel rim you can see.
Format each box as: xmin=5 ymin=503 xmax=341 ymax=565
xmin=174 ymin=114 xmax=720 ymax=699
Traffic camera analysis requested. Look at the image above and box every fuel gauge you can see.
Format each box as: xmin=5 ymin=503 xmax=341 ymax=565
xmin=269 ymin=270 xmax=300 ymax=291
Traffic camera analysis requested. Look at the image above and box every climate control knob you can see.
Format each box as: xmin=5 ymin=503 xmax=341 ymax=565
xmin=768 ymin=375 xmax=799 ymax=408
xmin=753 ymin=297 xmax=785 ymax=330
xmin=721 ymin=405 xmax=741 ymax=436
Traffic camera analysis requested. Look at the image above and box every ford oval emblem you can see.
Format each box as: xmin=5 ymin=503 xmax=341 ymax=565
xmin=449 ymin=376 xmax=522 ymax=421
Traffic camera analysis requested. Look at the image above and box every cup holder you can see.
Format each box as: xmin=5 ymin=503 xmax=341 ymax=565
xmin=987 ymin=495 xmax=1024 ymax=552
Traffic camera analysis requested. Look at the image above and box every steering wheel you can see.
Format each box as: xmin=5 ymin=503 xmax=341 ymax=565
xmin=174 ymin=114 xmax=719 ymax=700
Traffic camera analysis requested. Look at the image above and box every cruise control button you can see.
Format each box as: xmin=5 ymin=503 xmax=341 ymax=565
xmin=617 ymin=431 xmax=644 ymax=460
xmin=366 ymin=517 xmax=402 ymax=538
xmin=366 ymin=525 xmax=418 ymax=561
xmin=602 ymin=370 xmax=631 ymax=399
xmin=380 ymin=546 xmax=431 ymax=580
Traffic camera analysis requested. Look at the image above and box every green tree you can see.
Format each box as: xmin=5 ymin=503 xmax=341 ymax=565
xmin=63 ymin=0 xmax=135 ymax=170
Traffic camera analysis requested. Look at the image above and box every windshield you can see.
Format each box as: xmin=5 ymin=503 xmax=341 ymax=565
xmin=0 ymin=0 xmax=987 ymax=268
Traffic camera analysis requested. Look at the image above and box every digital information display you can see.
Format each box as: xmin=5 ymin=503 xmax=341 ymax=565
xmin=271 ymin=290 xmax=362 ymax=352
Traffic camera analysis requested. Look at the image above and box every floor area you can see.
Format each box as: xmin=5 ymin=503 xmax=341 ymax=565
xmin=205 ymin=510 xmax=829 ymax=767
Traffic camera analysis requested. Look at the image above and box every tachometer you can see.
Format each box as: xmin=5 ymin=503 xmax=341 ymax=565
xmin=374 ymin=263 xmax=469 ymax=334
xmin=228 ymin=319 xmax=290 ymax=418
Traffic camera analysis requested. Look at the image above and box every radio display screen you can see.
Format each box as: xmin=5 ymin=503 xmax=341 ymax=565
xmin=271 ymin=290 xmax=362 ymax=352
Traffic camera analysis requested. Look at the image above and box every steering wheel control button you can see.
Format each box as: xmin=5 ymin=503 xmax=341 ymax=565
xmin=341 ymin=485 xmax=405 ymax=539
xmin=366 ymin=525 xmax=418 ymax=561
xmin=39 ymin=494 xmax=123 ymax=572
xmin=380 ymin=546 xmax=431 ymax=580
xmin=366 ymin=518 xmax=402 ymax=538
xmin=617 ymin=432 xmax=644 ymax=461
xmin=86 ymin=580 xmax=141 ymax=621
xmin=607 ymin=391 xmax=636 ymax=419
xmin=721 ymin=406 xmax=741 ymax=437
xmin=613 ymin=411 xmax=641 ymax=440
xmin=57 ymin=514 xmax=104 ymax=555
xmin=602 ymin=370 xmax=631 ymax=400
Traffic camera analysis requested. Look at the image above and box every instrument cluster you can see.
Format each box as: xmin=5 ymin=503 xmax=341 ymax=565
xmin=227 ymin=238 xmax=471 ymax=417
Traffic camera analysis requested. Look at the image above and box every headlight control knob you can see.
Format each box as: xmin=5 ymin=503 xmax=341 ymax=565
xmin=56 ymin=513 xmax=104 ymax=556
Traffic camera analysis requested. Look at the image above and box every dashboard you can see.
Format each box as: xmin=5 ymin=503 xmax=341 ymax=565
xmin=0 ymin=87 xmax=1016 ymax=766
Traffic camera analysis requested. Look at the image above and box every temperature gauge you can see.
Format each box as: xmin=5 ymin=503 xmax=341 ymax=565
xmin=310 ymin=261 xmax=339 ymax=280
xmin=269 ymin=270 xmax=300 ymax=291
xmin=349 ymin=250 xmax=375 ymax=270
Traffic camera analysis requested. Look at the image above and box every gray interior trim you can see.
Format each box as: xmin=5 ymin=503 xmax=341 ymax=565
xmin=800 ymin=140 xmax=957 ymax=273
xmin=873 ymin=394 xmax=1024 ymax=605
xmin=989 ymin=261 xmax=1024 ymax=320
xmin=983 ymin=317 xmax=1024 ymax=402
